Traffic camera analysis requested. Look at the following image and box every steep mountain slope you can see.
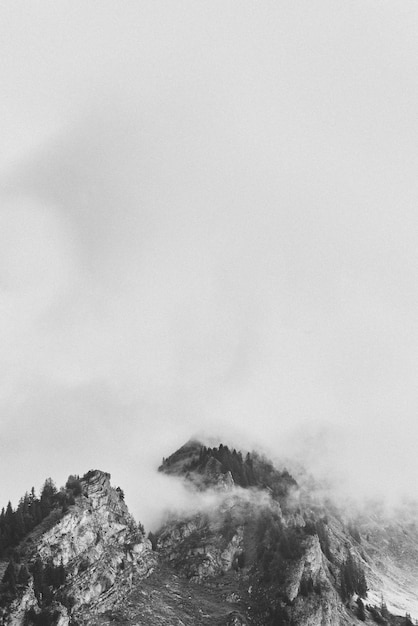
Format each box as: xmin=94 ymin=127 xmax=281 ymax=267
xmin=156 ymin=441 xmax=354 ymax=625
xmin=156 ymin=440 xmax=418 ymax=625
xmin=347 ymin=502 xmax=418 ymax=620
xmin=0 ymin=441 xmax=416 ymax=625
xmin=0 ymin=470 xmax=155 ymax=625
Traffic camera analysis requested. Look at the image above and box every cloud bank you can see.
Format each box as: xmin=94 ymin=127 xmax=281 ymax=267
xmin=1 ymin=2 xmax=418 ymax=523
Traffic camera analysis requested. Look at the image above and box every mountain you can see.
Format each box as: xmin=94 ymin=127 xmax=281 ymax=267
xmin=0 ymin=441 xmax=417 ymax=625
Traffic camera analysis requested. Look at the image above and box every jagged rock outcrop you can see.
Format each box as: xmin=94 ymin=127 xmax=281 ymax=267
xmin=285 ymin=535 xmax=324 ymax=602
xmin=4 ymin=470 xmax=155 ymax=625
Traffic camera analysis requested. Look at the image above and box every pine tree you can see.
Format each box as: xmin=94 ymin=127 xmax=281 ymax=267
xmin=3 ymin=559 xmax=17 ymax=594
xmin=40 ymin=478 xmax=57 ymax=518
xmin=32 ymin=558 xmax=44 ymax=601
xmin=340 ymin=553 xmax=367 ymax=601
xmin=14 ymin=507 xmax=25 ymax=541
xmin=356 ymin=597 xmax=366 ymax=621
xmin=17 ymin=563 xmax=30 ymax=585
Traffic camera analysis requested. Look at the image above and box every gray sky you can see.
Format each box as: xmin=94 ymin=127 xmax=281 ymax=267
xmin=1 ymin=1 xmax=418 ymax=525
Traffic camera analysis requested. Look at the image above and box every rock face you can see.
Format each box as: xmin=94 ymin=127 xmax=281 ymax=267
xmin=2 ymin=442 xmax=418 ymax=625
xmin=4 ymin=470 xmax=155 ymax=625
xmin=157 ymin=513 xmax=245 ymax=582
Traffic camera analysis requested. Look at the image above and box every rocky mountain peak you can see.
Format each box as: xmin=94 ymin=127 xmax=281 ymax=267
xmin=78 ymin=469 xmax=127 ymax=516
xmin=81 ymin=469 xmax=111 ymax=488
xmin=1 ymin=470 xmax=155 ymax=625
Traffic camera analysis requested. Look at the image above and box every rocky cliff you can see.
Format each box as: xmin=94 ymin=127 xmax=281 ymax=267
xmin=1 ymin=470 xmax=155 ymax=625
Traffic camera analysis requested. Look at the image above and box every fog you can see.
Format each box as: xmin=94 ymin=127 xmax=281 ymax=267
xmin=137 ymin=467 xmax=283 ymax=532
xmin=1 ymin=2 xmax=418 ymax=528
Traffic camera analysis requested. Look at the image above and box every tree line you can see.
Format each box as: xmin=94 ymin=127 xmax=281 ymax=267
xmin=167 ymin=443 xmax=298 ymax=498
xmin=0 ymin=475 xmax=82 ymax=558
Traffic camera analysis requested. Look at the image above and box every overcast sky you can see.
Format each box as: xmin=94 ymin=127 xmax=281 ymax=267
xmin=1 ymin=1 xmax=418 ymax=526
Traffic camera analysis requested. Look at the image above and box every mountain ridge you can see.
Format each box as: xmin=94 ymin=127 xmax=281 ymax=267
xmin=0 ymin=442 xmax=416 ymax=625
